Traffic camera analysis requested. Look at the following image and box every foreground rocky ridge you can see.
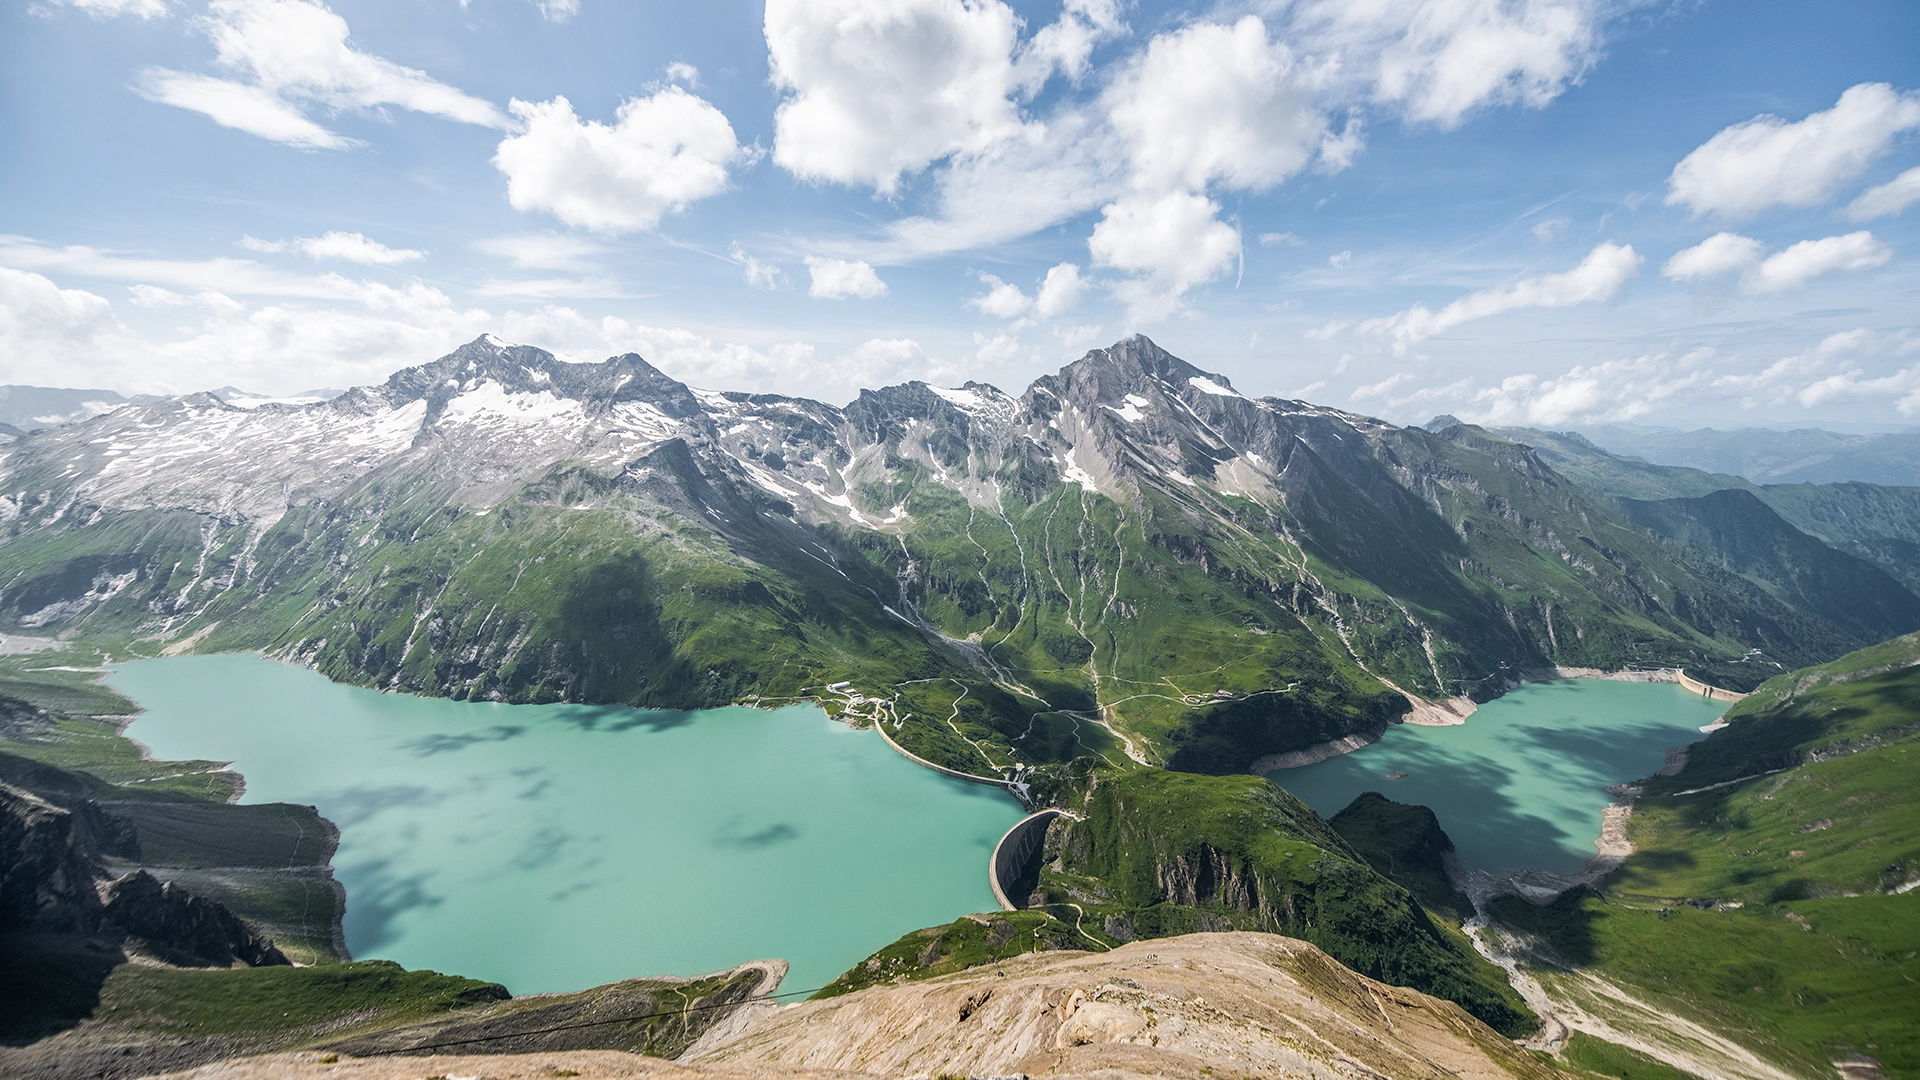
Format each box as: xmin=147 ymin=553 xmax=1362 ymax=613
xmin=147 ymin=932 xmax=1564 ymax=1080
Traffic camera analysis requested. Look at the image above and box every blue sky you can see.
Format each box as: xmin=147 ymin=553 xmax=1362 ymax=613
xmin=3 ymin=0 xmax=1918 ymax=429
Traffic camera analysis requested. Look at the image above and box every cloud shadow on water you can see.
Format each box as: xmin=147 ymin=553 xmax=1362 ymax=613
xmin=402 ymin=725 xmax=526 ymax=756
xmin=320 ymin=784 xmax=443 ymax=828
xmin=511 ymin=826 xmax=573 ymax=870
xmin=340 ymin=857 xmax=444 ymax=954
xmin=714 ymin=822 xmax=800 ymax=850
xmin=550 ymin=704 xmax=698 ymax=733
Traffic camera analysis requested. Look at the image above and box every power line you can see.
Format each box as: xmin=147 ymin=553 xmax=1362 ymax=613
xmin=358 ymin=984 xmax=829 ymax=1057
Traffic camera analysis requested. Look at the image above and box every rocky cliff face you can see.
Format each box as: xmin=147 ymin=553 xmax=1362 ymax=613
xmin=1 ymin=775 xmax=288 ymax=968
xmin=0 ymin=782 xmax=105 ymax=933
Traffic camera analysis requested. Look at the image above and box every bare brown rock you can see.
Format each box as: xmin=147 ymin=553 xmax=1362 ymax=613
xmin=146 ymin=932 xmax=1565 ymax=1080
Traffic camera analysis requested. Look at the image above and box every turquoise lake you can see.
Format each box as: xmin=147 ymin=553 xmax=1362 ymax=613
xmin=109 ymin=653 xmax=1026 ymax=996
xmin=1270 ymin=679 xmax=1730 ymax=875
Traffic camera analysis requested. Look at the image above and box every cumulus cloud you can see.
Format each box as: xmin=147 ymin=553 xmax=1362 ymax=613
xmin=1743 ymin=231 xmax=1892 ymax=293
xmin=1089 ymin=191 xmax=1242 ymax=321
xmin=1287 ymin=0 xmax=1606 ymax=127
xmin=805 ymin=257 xmax=887 ymax=300
xmin=1846 ymin=166 xmax=1920 ymax=221
xmin=1666 ymin=83 xmax=1920 ymax=218
xmin=493 ymin=88 xmax=741 ymax=233
xmin=1662 ymin=230 xmax=1892 ymax=293
xmin=1661 ymin=232 xmax=1763 ymax=282
xmin=1106 ymin=17 xmax=1330 ymax=195
xmin=137 ymin=0 xmax=506 ymax=149
xmin=246 ymin=231 xmax=424 ymax=264
xmin=0 ymin=267 xmax=137 ymax=372
xmin=967 ymin=273 xmax=1031 ymax=318
xmin=1034 ymin=263 xmax=1087 ymax=318
xmin=965 ymin=262 xmax=1086 ymax=320
xmin=1016 ymin=0 xmax=1125 ymax=87
xmin=1359 ymin=241 xmax=1640 ymax=353
xmin=765 ymin=0 xmax=1031 ymax=194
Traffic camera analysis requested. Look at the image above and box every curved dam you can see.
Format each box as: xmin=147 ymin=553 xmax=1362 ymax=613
xmin=989 ymin=809 xmax=1066 ymax=911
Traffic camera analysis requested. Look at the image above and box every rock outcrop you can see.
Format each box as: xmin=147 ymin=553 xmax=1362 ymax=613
xmin=99 ymin=870 xmax=287 ymax=968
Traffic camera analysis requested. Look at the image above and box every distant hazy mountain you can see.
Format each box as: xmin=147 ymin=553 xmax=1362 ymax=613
xmin=0 ymin=384 xmax=341 ymax=436
xmin=1490 ymin=425 xmax=1920 ymax=597
xmin=1577 ymin=422 xmax=1920 ymax=486
xmin=0 ymin=386 xmax=162 ymax=433
xmin=5 ymin=336 xmax=1918 ymax=782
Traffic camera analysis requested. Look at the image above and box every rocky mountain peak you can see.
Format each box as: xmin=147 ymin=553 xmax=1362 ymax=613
xmin=377 ymin=336 xmax=706 ymax=420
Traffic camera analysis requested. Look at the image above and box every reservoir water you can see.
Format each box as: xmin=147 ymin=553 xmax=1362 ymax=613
xmin=109 ymin=654 xmax=1026 ymax=996
xmin=1270 ymin=679 xmax=1729 ymax=875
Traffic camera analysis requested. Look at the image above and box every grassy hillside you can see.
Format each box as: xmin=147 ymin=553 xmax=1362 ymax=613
xmin=1032 ymin=768 xmax=1536 ymax=1034
xmin=1491 ymin=632 xmax=1920 ymax=1079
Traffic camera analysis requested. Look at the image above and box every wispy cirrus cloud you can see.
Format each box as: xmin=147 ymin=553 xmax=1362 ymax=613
xmin=137 ymin=0 xmax=506 ymax=150
xmin=1356 ymin=241 xmax=1640 ymax=353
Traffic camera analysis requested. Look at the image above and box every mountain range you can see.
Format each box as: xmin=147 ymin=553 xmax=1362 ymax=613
xmin=4 ymin=335 xmax=1919 ymax=783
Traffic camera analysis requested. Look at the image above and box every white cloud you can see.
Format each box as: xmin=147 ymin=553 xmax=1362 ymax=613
xmin=1661 ymin=231 xmax=1762 ymax=281
xmin=1105 ymin=17 xmax=1330 ymax=195
xmin=1328 ymin=250 xmax=1352 ymax=269
xmin=1088 ymin=191 xmax=1241 ymax=322
xmin=1016 ymin=0 xmax=1125 ymax=87
xmin=137 ymin=0 xmax=506 ymax=149
xmin=1661 ymin=230 xmax=1893 ymax=293
xmin=665 ymin=62 xmax=700 ymax=87
xmin=971 ymin=331 xmax=1022 ymax=367
xmin=1666 ymin=83 xmax=1920 ymax=217
xmin=1304 ymin=318 xmax=1352 ymax=341
xmin=0 ymin=267 xmax=137 ymax=376
xmin=474 ymin=233 xmax=604 ymax=271
xmin=294 ymin=231 xmax=422 ymax=265
xmin=1531 ymin=216 xmax=1569 ymax=242
xmin=533 ymin=0 xmax=578 ymax=24
xmin=1359 ymin=241 xmax=1641 ymax=353
xmin=493 ymin=89 xmax=741 ymax=234
xmin=1741 ymin=231 xmax=1892 ymax=294
xmin=1034 ymin=263 xmax=1087 ymax=318
xmin=1846 ymin=166 xmax=1920 ymax=221
xmin=1287 ymin=0 xmax=1607 ymax=127
xmin=765 ymin=0 xmax=1031 ymax=194
xmin=139 ymin=71 xmax=353 ymax=150
xmin=1350 ymin=372 xmax=1414 ymax=401
xmin=965 ymin=262 xmax=1087 ymax=320
xmin=967 ymin=273 xmax=1031 ymax=319
xmin=805 ymin=257 xmax=888 ymax=300
xmin=1347 ymin=333 xmax=1920 ymax=426
xmin=49 ymin=0 xmax=170 ymax=20
xmin=0 ymin=234 xmax=364 ymax=299
xmin=729 ymin=245 xmax=783 ymax=290
xmin=1259 ymin=232 xmax=1303 ymax=247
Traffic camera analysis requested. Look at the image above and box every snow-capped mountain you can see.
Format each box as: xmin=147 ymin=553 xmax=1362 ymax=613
xmin=4 ymin=335 xmax=1915 ymax=777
